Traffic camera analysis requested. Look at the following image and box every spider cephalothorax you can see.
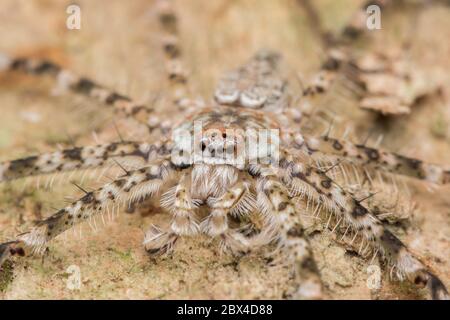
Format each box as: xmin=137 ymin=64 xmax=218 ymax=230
xmin=0 ymin=0 xmax=449 ymax=300
xmin=171 ymin=107 xmax=281 ymax=169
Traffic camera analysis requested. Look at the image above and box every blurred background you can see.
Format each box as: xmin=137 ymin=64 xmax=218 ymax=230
xmin=0 ymin=0 xmax=448 ymax=299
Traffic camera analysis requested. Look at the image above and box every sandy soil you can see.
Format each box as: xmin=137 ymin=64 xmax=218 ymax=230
xmin=0 ymin=0 xmax=448 ymax=299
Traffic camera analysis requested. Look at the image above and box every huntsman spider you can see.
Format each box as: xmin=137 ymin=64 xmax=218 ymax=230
xmin=0 ymin=0 xmax=448 ymax=300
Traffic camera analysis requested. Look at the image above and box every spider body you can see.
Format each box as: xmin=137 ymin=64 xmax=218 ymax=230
xmin=0 ymin=0 xmax=449 ymax=300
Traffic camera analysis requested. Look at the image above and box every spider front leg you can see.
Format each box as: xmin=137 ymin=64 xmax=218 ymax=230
xmin=300 ymin=134 xmax=450 ymax=184
xmin=252 ymin=169 xmax=324 ymax=300
xmin=297 ymin=0 xmax=434 ymax=116
xmin=279 ymin=152 xmax=449 ymax=300
xmin=202 ymin=179 xmax=258 ymax=255
xmin=0 ymin=159 xmax=177 ymax=267
xmin=143 ymin=170 xmax=255 ymax=257
xmin=161 ymin=171 xmax=200 ymax=236
xmin=203 ymin=181 xmax=255 ymax=235
xmin=0 ymin=140 xmax=173 ymax=183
